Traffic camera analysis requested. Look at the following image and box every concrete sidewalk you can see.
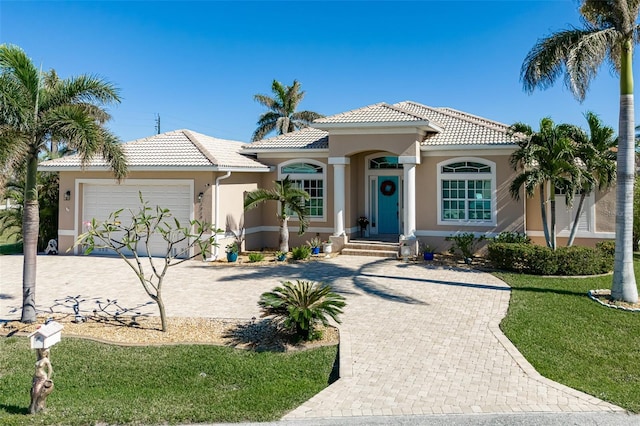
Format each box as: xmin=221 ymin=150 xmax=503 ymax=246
xmin=0 ymin=255 xmax=626 ymax=419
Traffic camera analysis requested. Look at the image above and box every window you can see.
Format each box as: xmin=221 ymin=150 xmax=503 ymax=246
xmin=279 ymin=160 xmax=325 ymax=219
xmin=369 ymin=156 xmax=403 ymax=170
xmin=438 ymin=159 xmax=495 ymax=225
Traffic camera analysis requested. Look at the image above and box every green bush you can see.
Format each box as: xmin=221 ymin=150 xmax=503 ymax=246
xmin=491 ymin=231 xmax=531 ymax=244
xmin=291 ymin=245 xmax=311 ymax=260
xmin=247 ymin=252 xmax=265 ymax=263
xmin=487 ymin=242 xmax=612 ymax=276
xmin=445 ymin=232 xmax=485 ymax=258
xmin=0 ymin=241 xmax=23 ymax=255
xmin=258 ymin=280 xmax=346 ymax=341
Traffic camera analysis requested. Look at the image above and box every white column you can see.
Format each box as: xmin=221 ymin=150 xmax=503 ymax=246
xmin=400 ymin=156 xmax=419 ymax=237
xmin=329 ymin=157 xmax=350 ymax=236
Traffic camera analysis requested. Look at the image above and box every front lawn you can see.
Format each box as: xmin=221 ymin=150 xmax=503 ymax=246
xmin=497 ymin=263 xmax=640 ymax=412
xmin=0 ymin=337 xmax=337 ymax=425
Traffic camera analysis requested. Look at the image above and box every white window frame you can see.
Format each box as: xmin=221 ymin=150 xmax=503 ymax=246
xmin=437 ymin=157 xmax=497 ymax=227
xmin=278 ymin=158 xmax=326 ymax=222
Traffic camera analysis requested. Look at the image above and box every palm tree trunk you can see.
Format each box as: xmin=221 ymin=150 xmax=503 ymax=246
xmin=21 ymin=155 xmax=39 ymax=323
xmin=567 ymin=192 xmax=586 ymax=247
xmin=539 ymin=184 xmax=552 ymax=248
xmin=550 ymin=194 xmax=557 ymax=251
xmin=612 ymin=40 xmax=638 ymax=303
xmin=279 ymin=217 xmax=290 ymax=253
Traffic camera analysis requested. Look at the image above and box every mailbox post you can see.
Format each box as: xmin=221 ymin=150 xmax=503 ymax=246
xmin=27 ymin=321 xmax=63 ymax=414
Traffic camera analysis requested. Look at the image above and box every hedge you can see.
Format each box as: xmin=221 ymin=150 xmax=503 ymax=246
xmin=0 ymin=241 xmax=23 ymax=255
xmin=487 ymin=242 xmax=613 ymax=276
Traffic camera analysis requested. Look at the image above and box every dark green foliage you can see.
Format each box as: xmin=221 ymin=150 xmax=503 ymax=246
xmin=491 ymin=231 xmax=531 ymax=244
xmin=0 ymin=170 xmax=59 ymax=251
xmin=445 ymin=232 xmax=485 ymax=258
xmin=258 ymin=280 xmax=346 ymax=341
xmin=248 ymin=252 xmax=265 ymax=262
xmin=488 ymin=242 xmax=613 ymax=275
xmin=291 ymin=245 xmax=311 ymax=260
xmin=0 ymin=241 xmax=22 ymax=254
xmin=0 ymin=338 xmax=337 ymax=425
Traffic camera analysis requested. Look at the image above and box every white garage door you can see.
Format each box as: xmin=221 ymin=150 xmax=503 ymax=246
xmin=83 ymin=182 xmax=192 ymax=257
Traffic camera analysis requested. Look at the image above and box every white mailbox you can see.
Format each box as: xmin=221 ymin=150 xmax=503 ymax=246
xmin=28 ymin=321 xmax=64 ymax=349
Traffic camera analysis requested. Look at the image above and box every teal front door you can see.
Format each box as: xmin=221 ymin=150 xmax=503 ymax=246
xmin=378 ymin=176 xmax=399 ymax=234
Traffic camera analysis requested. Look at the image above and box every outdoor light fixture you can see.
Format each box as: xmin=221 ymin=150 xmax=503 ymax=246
xmin=198 ymin=192 xmax=204 ymax=202
xmin=64 ymin=190 xmax=71 ymax=201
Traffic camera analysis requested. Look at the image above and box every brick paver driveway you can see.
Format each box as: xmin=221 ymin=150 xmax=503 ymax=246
xmin=0 ymin=255 xmax=622 ymax=418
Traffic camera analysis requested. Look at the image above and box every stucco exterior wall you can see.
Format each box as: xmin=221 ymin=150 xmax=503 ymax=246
xmin=329 ymin=133 xmax=421 ymax=157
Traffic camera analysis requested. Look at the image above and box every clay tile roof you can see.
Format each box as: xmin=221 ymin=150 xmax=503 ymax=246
xmin=313 ymin=102 xmax=438 ymax=126
xmin=394 ymin=101 xmax=518 ymax=146
xmin=242 ymin=127 xmax=329 ymax=151
xmin=38 ymin=129 xmax=270 ymax=171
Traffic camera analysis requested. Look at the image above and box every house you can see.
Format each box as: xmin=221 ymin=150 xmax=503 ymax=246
xmin=39 ymin=101 xmax=615 ymax=257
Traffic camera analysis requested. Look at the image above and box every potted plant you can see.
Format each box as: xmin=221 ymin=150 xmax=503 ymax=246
xmin=275 ymin=250 xmax=287 ymax=261
xmin=420 ymin=243 xmax=435 ymax=261
xmin=322 ymin=240 xmax=333 ymax=255
xmin=307 ymin=236 xmax=322 ymax=255
xmin=225 ymin=242 xmax=239 ymax=262
xmin=357 ymin=216 xmax=369 ymax=237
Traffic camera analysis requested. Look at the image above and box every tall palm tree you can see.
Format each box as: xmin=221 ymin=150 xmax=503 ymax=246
xmin=0 ymin=44 xmax=128 ymax=323
xmin=565 ymin=112 xmax=617 ymax=246
xmin=252 ymin=79 xmax=324 ymax=141
xmin=521 ymin=0 xmax=639 ymax=303
xmin=509 ymin=118 xmax=579 ymax=250
xmin=244 ymin=176 xmax=309 ymax=252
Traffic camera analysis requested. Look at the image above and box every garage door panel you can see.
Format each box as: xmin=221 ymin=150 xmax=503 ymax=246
xmin=83 ymin=183 xmax=192 ymax=257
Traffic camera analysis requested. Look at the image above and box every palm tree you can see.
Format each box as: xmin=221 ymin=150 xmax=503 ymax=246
xmin=521 ymin=0 xmax=639 ymax=303
xmin=244 ymin=176 xmax=309 ymax=252
xmin=252 ymin=79 xmax=324 ymax=141
xmin=509 ymin=118 xmax=579 ymax=250
xmin=0 ymin=44 xmax=128 ymax=323
xmin=565 ymin=112 xmax=617 ymax=247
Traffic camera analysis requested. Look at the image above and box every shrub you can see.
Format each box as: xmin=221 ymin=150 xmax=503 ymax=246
xmin=445 ymin=232 xmax=485 ymax=258
xmin=291 ymin=245 xmax=311 ymax=260
xmin=555 ymin=246 xmax=609 ymax=275
xmin=488 ymin=242 xmax=612 ymax=276
xmin=258 ymin=280 xmax=346 ymax=341
xmin=247 ymin=252 xmax=265 ymax=263
xmin=491 ymin=231 xmax=531 ymax=244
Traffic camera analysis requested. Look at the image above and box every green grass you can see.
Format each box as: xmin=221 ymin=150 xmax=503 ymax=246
xmin=497 ymin=262 xmax=640 ymax=412
xmin=0 ymin=337 xmax=337 ymax=425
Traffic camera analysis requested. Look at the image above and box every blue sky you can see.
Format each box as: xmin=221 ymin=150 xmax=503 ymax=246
xmin=1 ymin=1 xmax=634 ymax=143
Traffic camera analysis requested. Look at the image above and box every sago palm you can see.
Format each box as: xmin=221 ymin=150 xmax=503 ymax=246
xmin=0 ymin=44 xmax=128 ymax=322
xmin=521 ymin=0 xmax=639 ymax=302
xmin=244 ymin=176 xmax=310 ymax=253
xmin=509 ymin=118 xmax=579 ymax=250
xmin=258 ymin=280 xmax=346 ymax=341
xmin=252 ymin=79 xmax=324 ymax=141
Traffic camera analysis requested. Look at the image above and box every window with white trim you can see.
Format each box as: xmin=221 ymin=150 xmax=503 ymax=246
xmin=279 ymin=160 xmax=325 ymax=219
xmin=438 ymin=159 xmax=496 ymax=225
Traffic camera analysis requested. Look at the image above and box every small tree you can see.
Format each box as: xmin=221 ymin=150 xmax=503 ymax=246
xmin=244 ymin=176 xmax=309 ymax=252
xmin=74 ymin=195 xmax=219 ymax=332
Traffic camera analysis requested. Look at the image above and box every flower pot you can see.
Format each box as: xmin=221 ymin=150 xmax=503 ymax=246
xmin=276 ymin=253 xmax=286 ymax=261
xmin=226 ymin=252 xmax=238 ymax=262
xmin=423 ymin=252 xmax=434 ymax=261
xmin=311 ymin=247 xmax=320 ymax=255
xmin=323 ymin=243 xmax=333 ymax=254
